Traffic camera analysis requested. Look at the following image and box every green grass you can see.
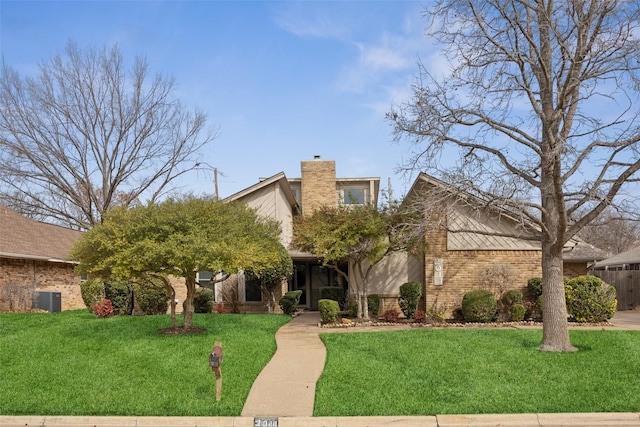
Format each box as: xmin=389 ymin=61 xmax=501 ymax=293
xmin=315 ymin=329 xmax=640 ymax=416
xmin=0 ymin=310 xmax=290 ymax=416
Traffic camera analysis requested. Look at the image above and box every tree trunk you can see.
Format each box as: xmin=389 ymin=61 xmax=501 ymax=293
xmin=183 ymin=275 xmax=196 ymax=329
xmin=539 ymin=245 xmax=576 ymax=352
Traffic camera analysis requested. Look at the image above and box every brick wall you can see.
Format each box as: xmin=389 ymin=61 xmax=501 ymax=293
xmin=301 ymin=159 xmax=336 ymax=216
xmin=0 ymin=258 xmax=84 ymax=311
xmin=424 ymin=227 xmax=542 ymax=318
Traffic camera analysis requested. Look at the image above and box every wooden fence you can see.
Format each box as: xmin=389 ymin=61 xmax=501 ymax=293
xmin=590 ymin=270 xmax=640 ymax=310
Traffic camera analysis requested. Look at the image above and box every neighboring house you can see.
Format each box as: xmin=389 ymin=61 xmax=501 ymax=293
xmin=591 ymin=246 xmax=640 ymax=310
xmin=0 ymin=205 xmax=84 ymax=311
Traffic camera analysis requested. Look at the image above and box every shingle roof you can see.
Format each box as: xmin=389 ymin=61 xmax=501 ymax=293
xmin=593 ymin=246 xmax=640 ymax=269
xmin=0 ymin=205 xmax=83 ymax=262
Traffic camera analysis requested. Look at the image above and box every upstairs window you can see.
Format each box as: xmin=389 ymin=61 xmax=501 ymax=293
xmin=340 ymin=188 xmax=366 ymax=205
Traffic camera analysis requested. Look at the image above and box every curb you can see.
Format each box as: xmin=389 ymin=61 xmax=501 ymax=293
xmin=2 ymin=413 xmax=640 ymax=427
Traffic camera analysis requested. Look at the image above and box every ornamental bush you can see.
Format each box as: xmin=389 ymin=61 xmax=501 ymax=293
xmin=92 ymin=298 xmax=114 ymax=318
xmin=318 ymin=299 xmax=340 ymax=323
xmin=80 ymin=279 xmax=106 ymax=311
xmin=527 ymin=277 xmax=543 ymax=300
xmin=133 ymin=280 xmax=169 ymax=315
xmin=105 ymin=280 xmax=133 ymax=316
xmin=565 ymin=275 xmax=617 ymax=322
xmin=194 ymin=287 xmax=214 ymax=313
xmin=320 ymin=286 xmax=345 ymax=308
xmin=382 ymin=307 xmax=401 ymax=322
xmin=367 ymin=294 xmax=381 ymax=318
xmin=398 ymin=281 xmax=422 ymax=319
xmin=501 ymin=289 xmax=523 ymax=307
xmin=461 ymin=290 xmax=497 ymax=323
xmin=279 ymin=290 xmax=302 ymax=315
xmin=510 ymin=303 xmax=526 ymax=322
xmin=81 ymin=279 xmax=132 ymax=315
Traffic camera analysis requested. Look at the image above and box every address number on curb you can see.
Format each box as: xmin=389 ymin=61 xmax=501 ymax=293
xmin=254 ymin=417 xmax=278 ymax=427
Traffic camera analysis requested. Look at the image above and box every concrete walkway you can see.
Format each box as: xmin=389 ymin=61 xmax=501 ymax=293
xmin=241 ymin=312 xmax=326 ymax=417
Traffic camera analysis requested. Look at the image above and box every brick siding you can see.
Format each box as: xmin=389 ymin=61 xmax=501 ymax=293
xmin=0 ymin=257 xmax=84 ymax=311
xmin=300 ymin=159 xmax=336 ymax=216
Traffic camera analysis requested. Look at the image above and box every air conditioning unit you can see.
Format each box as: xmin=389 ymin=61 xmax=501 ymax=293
xmin=33 ymin=292 xmax=62 ymax=313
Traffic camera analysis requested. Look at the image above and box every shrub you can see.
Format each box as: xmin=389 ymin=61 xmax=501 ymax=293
xmin=318 ymin=299 xmax=340 ymax=323
xmin=134 ymin=280 xmax=169 ymax=315
xmin=367 ymin=294 xmax=380 ymax=318
xmin=348 ymin=302 xmax=358 ymax=318
xmin=382 ymin=307 xmax=400 ymax=322
xmin=194 ymin=287 xmax=214 ymax=313
xmin=104 ymin=280 xmax=133 ymax=316
xmin=501 ymin=289 xmax=523 ymax=307
xmin=279 ymin=290 xmax=302 ymax=315
xmin=80 ymin=279 xmax=106 ymax=311
xmin=510 ymin=303 xmax=526 ymax=322
xmin=398 ymin=282 xmax=422 ymax=318
xmin=215 ymin=303 xmax=227 ymax=314
xmin=320 ymin=286 xmax=345 ymax=308
xmin=92 ymin=298 xmax=114 ymax=318
xmin=478 ymin=264 xmax=516 ymax=297
xmin=499 ymin=289 xmax=524 ymax=321
xmin=461 ymin=290 xmax=497 ymax=323
xmin=527 ymin=277 xmax=543 ymax=300
xmin=426 ymin=301 xmax=446 ymax=323
xmin=565 ymin=275 xmax=617 ymax=323
xmin=414 ymin=310 xmax=426 ymax=324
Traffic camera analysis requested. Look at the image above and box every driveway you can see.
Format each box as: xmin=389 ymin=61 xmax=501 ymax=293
xmin=611 ymin=307 xmax=640 ymax=329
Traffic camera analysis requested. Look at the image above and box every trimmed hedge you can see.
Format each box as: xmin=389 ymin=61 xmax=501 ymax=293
xmin=279 ymin=290 xmax=302 ymax=315
xmin=318 ymin=299 xmax=340 ymax=323
xmin=194 ymin=287 xmax=214 ymax=313
xmin=461 ymin=290 xmax=497 ymax=323
xmin=565 ymin=275 xmax=617 ymax=322
xmin=398 ymin=282 xmax=422 ymax=319
xmin=320 ymin=286 xmax=345 ymax=308
xmin=367 ymin=294 xmax=381 ymax=318
xmin=133 ymin=280 xmax=169 ymax=315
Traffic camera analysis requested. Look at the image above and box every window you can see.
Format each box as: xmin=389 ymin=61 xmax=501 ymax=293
xmin=340 ymin=188 xmax=366 ymax=205
xmin=197 ymin=271 xmax=213 ymax=285
xmin=245 ymin=276 xmax=263 ymax=302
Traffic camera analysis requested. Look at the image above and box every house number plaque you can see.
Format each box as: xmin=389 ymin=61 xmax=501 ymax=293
xmin=254 ymin=417 xmax=278 ymax=427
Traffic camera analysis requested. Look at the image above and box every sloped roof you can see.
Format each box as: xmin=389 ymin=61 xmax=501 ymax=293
xmin=593 ymin=246 xmax=640 ymax=269
xmin=447 ymin=204 xmax=540 ymax=250
xmin=406 ymin=173 xmax=606 ymax=259
xmin=562 ymin=238 xmax=608 ymax=262
xmin=0 ymin=205 xmax=82 ymax=262
xmin=223 ymin=171 xmax=299 ymax=209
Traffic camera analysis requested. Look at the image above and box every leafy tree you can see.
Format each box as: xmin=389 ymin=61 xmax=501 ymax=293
xmin=293 ymin=204 xmax=391 ymax=319
xmin=71 ymin=197 xmax=287 ymax=331
xmin=245 ymin=244 xmax=293 ymax=314
xmin=0 ymin=41 xmax=217 ymax=229
xmin=389 ymin=1 xmax=640 ymax=351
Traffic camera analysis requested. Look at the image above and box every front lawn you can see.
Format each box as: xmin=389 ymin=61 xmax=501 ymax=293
xmin=0 ymin=310 xmax=290 ymax=416
xmin=315 ymin=329 xmax=640 ymax=416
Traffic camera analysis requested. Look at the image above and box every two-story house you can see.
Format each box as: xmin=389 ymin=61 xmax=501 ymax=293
xmin=216 ymin=156 xmax=421 ymax=313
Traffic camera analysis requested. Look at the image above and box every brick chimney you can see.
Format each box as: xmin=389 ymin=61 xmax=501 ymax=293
xmin=300 ymin=156 xmax=336 ymax=216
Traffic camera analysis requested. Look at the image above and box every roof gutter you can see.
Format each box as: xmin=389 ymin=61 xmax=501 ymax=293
xmin=0 ymin=252 xmax=78 ymax=264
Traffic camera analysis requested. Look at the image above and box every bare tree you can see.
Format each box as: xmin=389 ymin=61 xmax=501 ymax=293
xmin=0 ymin=41 xmax=217 ymax=229
xmin=579 ymin=209 xmax=640 ymax=255
xmin=389 ymin=1 xmax=640 ymax=351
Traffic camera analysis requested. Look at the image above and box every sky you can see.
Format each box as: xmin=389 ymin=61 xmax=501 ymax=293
xmin=0 ymin=0 xmax=439 ymax=200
